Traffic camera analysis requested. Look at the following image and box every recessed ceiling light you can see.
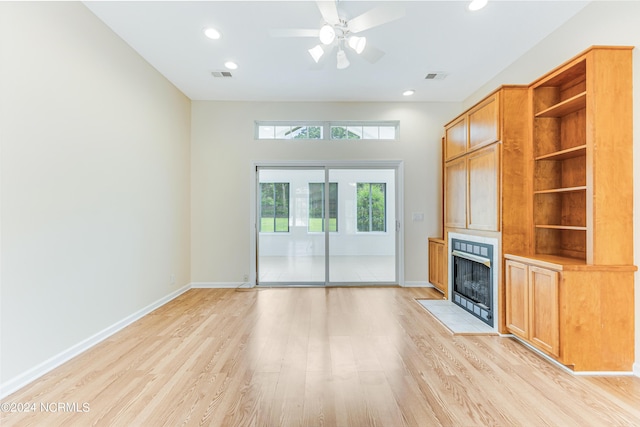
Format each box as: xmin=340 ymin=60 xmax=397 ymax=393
xmin=224 ymin=61 xmax=238 ymax=70
xmin=403 ymin=90 xmax=415 ymax=96
xmin=468 ymin=0 xmax=488 ymax=11
xmin=204 ymin=27 xmax=221 ymax=40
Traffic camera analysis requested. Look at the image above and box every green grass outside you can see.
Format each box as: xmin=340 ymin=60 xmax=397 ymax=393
xmin=260 ymin=217 xmax=337 ymax=232
xmin=308 ymin=218 xmax=337 ymax=232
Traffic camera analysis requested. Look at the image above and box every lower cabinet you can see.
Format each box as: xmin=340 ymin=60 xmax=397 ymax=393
xmin=504 ymin=254 xmax=635 ymax=372
xmin=428 ymin=238 xmax=445 ymax=294
xmin=505 ymin=260 xmax=559 ymax=357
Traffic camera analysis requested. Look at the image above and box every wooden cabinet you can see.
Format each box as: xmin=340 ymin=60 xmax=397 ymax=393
xmin=428 ymin=238 xmax=445 ymax=293
xmin=528 ymin=266 xmax=560 ymax=357
xmin=467 ymin=144 xmax=500 ymax=231
xmin=506 ymin=259 xmax=559 ymax=357
xmin=444 ymin=92 xmax=499 ymax=161
xmin=443 ymin=88 xmax=526 ymax=236
xmin=505 ymin=254 xmax=634 ymax=371
xmin=505 ymin=260 xmax=528 ymax=339
xmin=468 ymin=93 xmax=499 ymax=151
xmin=530 ymin=46 xmax=633 ymax=264
xmin=444 ymin=156 xmax=466 ymax=229
xmin=503 ymin=47 xmax=636 ymax=372
xmin=444 ymin=116 xmax=466 ymax=161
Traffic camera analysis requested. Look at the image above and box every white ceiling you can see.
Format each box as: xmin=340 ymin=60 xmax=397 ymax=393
xmin=84 ymin=1 xmax=589 ymax=102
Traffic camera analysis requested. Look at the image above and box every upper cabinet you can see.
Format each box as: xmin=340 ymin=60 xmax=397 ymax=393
xmin=444 ymin=93 xmax=499 ymax=161
xmin=444 ymin=116 xmax=467 ymax=161
xmin=467 ymin=144 xmax=500 ymax=231
xmin=444 ymin=156 xmax=467 ymax=229
xmin=443 ymin=87 xmax=528 ymax=238
xmin=468 ymin=93 xmax=500 ymax=151
xmin=530 ymin=46 xmax=633 ymax=265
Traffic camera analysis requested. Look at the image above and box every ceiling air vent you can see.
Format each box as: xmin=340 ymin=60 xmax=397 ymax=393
xmin=425 ymin=73 xmax=447 ymax=80
xmin=211 ymin=71 xmax=233 ymax=78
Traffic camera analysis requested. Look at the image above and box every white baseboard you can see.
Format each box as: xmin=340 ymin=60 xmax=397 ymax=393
xmin=0 ymin=284 xmax=191 ymax=400
xmin=403 ymin=281 xmax=432 ymax=288
xmin=190 ymin=282 xmax=253 ymax=289
xmin=634 ymin=362 xmax=640 ymax=377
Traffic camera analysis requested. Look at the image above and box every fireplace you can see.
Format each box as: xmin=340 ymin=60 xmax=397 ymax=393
xmin=451 ymin=238 xmax=494 ymax=327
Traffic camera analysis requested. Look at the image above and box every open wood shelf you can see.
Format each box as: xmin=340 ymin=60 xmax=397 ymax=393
xmin=535 ymin=92 xmax=586 ymax=118
xmin=534 ymin=186 xmax=586 ymax=194
xmin=535 ymin=145 xmax=586 ymax=161
xmin=535 ymin=225 xmax=587 ymax=231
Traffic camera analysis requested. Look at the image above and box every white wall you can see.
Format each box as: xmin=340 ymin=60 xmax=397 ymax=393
xmin=0 ymin=2 xmax=191 ymax=390
xmin=465 ymin=1 xmax=640 ymax=375
xmin=191 ymin=102 xmax=460 ymax=285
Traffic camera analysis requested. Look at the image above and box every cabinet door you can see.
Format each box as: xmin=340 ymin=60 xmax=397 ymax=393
xmin=468 ymin=144 xmax=500 ymax=231
xmin=468 ymin=93 xmax=499 ymax=151
xmin=444 ymin=116 xmax=467 ymax=161
xmin=505 ymin=260 xmax=529 ymax=339
xmin=444 ymin=157 xmax=467 ymax=228
xmin=428 ymin=240 xmax=445 ymax=293
xmin=528 ymin=266 xmax=560 ymax=357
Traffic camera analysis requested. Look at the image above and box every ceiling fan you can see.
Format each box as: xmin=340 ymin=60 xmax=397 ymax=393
xmin=269 ymin=1 xmax=405 ymax=69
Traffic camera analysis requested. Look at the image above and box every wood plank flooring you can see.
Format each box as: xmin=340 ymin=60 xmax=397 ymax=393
xmin=2 ymin=287 xmax=640 ymax=426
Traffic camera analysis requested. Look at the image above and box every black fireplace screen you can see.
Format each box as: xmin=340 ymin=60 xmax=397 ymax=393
xmin=451 ymin=239 xmax=494 ymax=326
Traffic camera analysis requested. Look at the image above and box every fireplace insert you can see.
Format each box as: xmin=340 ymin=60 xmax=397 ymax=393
xmin=451 ymin=238 xmax=494 ymax=326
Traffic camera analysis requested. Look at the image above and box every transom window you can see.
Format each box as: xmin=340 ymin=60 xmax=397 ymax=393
xmin=357 ymin=183 xmax=386 ymax=232
xmin=255 ymin=121 xmax=398 ymax=140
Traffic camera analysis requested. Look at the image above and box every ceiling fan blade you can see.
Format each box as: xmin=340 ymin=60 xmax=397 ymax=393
xmin=269 ymin=28 xmax=319 ymax=38
xmin=347 ymin=5 xmax=405 ymax=34
xmin=316 ymin=0 xmax=341 ymax=25
xmin=359 ymin=44 xmax=385 ymax=64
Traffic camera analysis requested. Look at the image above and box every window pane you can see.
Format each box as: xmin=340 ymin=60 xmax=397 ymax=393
xmin=258 ymin=126 xmax=275 ymax=139
xmin=328 ymin=182 xmax=338 ymax=232
xmin=308 ymin=182 xmax=337 ymax=232
xmin=370 ymin=183 xmax=386 ymax=232
xmin=260 ymin=182 xmax=289 ymax=232
xmin=356 ymin=182 xmax=386 ymax=232
xmin=274 ymin=183 xmax=289 ymax=231
xmin=260 ymin=183 xmax=274 ymax=232
xmin=357 ymin=183 xmax=369 ymax=232
xmin=291 ymin=126 xmax=307 ymax=139
xmin=308 ymin=126 xmax=323 ymax=139
xmin=308 ymin=183 xmax=323 ymax=232
xmin=331 ymin=126 xmax=347 ymax=139
xmin=347 ymin=126 xmax=362 ymax=139
xmin=362 ymin=126 xmax=378 ymax=139
xmin=379 ymin=126 xmax=396 ymax=139
xmin=275 ymin=126 xmax=291 ymax=139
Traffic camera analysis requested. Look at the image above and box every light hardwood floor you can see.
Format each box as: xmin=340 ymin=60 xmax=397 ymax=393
xmin=2 ymin=287 xmax=640 ymax=426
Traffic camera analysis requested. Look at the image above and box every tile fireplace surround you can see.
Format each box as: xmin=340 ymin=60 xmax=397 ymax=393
xmin=447 ymin=232 xmax=499 ymax=334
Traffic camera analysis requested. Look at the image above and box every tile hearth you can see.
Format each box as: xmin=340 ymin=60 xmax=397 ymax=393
xmin=417 ymin=299 xmax=497 ymax=335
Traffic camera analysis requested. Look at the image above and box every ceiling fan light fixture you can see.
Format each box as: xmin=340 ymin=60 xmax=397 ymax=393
xmin=319 ymin=24 xmax=336 ymax=45
xmin=336 ymin=49 xmax=350 ymax=69
xmin=347 ymin=36 xmax=367 ymax=54
xmin=308 ymin=45 xmax=325 ymax=63
xmin=468 ymin=0 xmax=488 ymax=11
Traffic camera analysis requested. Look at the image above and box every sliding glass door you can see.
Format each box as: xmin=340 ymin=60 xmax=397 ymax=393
xmin=328 ymin=168 xmax=396 ymax=283
xmin=256 ymin=165 xmax=397 ymax=285
xmin=257 ymin=167 xmax=326 ymax=284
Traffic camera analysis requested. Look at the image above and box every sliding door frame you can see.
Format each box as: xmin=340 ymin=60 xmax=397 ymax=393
xmin=250 ymin=160 xmax=405 ymax=287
